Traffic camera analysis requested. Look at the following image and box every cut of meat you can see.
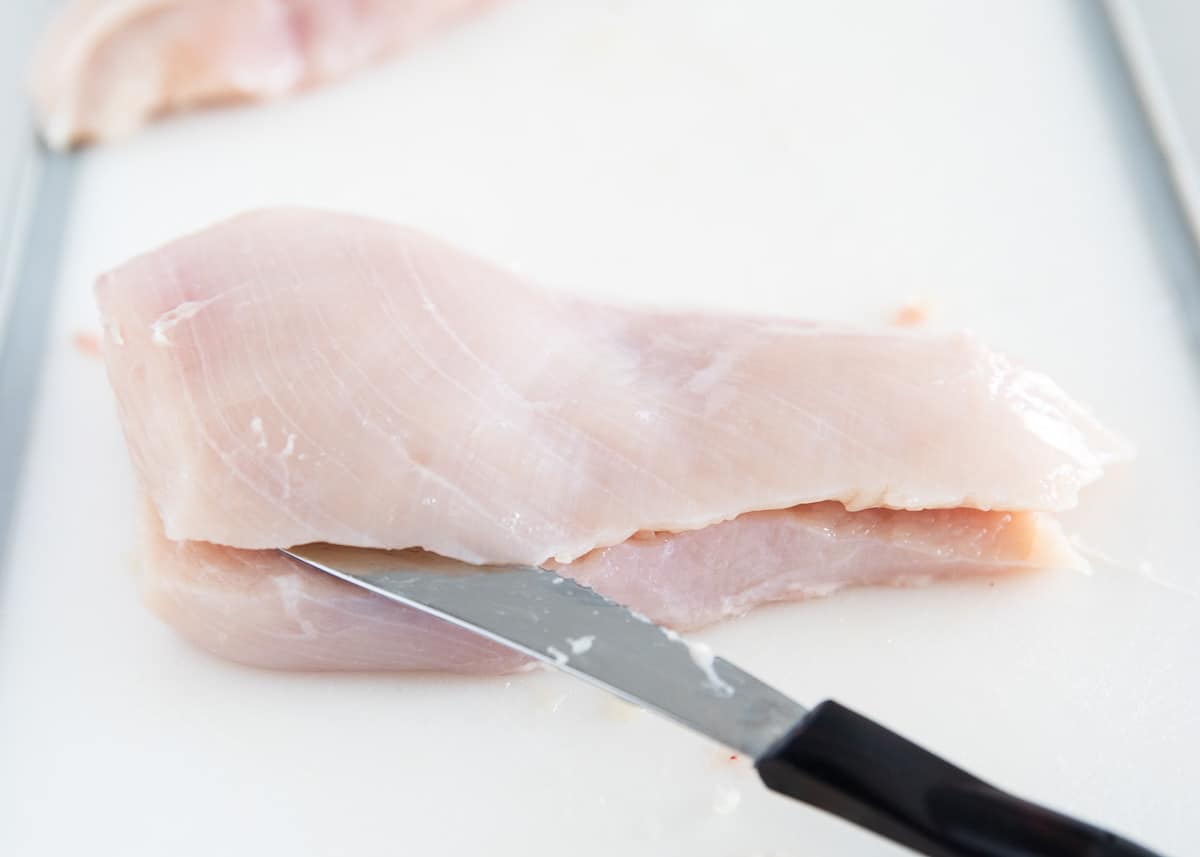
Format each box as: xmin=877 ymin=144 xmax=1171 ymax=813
xmin=142 ymin=503 xmax=1078 ymax=672
xmin=555 ymin=502 xmax=1080 ymax=630
xmin=140 ymin=508 xmax=526 ymax=672
xmin=95 ymin=208 xmax=1127 ymax=671
xmin=31 ymin=0 xmax=499 ymax=148
xmin=98 ymin=209 xmax=1127 ymax=566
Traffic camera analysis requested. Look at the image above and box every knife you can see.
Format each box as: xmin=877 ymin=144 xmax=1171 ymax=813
xmin=283 ymin=544 xmax=1164 ymax=857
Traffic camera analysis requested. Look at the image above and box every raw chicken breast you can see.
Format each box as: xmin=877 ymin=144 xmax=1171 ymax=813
xmin=99 ymin=209 xmax=1126 ymax=568
xmin=31 ymin=0 xmax=497 ymax=148
xmin=143 ymin=503 xmax=1078 ymax=672
xmin=98 ymin=208 xmax=1126 ymax=672
xmin=140 ymin=508 xmax=527 ymax=672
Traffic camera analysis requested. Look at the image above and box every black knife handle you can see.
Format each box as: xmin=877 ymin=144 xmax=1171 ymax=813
xmin=755 ymin=701 xmax=1165 ymax=857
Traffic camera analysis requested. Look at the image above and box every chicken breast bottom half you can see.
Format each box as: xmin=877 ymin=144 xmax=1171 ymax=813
xmin=98 ymin=209 xmax=1127 ymax=672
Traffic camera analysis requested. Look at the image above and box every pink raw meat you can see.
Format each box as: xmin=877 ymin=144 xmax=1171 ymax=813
xmin=143 ymin=502 xmax=1076 ymax=672
xmin=97 ymin=208 xmax=1126 ymax=671
xmin=31 ymin=0 xmax=499 ymax=148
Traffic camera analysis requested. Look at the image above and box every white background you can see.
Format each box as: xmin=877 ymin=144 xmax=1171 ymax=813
xmin=1 ymin=2 xmax=1198 ymax=855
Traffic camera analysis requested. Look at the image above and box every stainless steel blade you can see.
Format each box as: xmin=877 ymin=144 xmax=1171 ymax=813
xmin=283 ymin=544 xmax=807 ymax=759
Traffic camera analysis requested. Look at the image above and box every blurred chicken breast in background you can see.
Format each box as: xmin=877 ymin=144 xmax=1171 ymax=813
xmin=31 ymin=0 xmax=500 ymax=148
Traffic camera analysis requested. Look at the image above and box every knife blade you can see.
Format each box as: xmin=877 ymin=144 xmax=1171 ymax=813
xmin=284 ymin=542 xmax=805 ymax=758
xmin=283 ymin=543 xmax=1165 ymax=857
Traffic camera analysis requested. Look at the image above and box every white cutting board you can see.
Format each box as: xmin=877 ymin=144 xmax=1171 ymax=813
xmin=1 ymin=2 xmax=1198 ymax=855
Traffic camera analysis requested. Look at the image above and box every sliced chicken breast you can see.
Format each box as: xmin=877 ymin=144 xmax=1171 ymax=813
xmin=98 ymin=208 xmax=1125 ymax=671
